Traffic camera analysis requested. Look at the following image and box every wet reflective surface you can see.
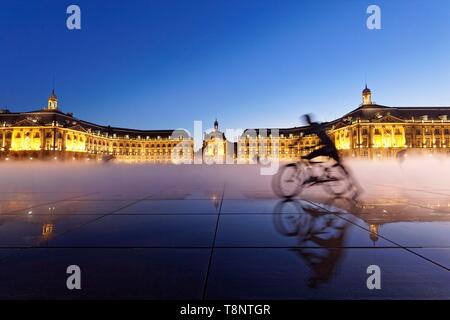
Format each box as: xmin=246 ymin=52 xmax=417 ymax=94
xmin=0 ymin=164 xmax=449 ymax=299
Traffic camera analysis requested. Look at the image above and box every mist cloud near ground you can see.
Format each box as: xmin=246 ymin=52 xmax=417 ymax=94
xmin=0 ymin=156 xmax=449 ymax=197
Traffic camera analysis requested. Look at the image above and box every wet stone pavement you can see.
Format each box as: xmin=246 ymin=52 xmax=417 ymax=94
xmin=0 ymin=164 xmax=449 ymax=299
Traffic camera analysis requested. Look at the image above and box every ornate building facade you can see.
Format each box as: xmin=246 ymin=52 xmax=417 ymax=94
xmin=328 ymin=86 xmax=450 ymax=159
xmin=237 ymin=86 xmax=450 ymax=161
xmin=0 ymin=91 xmax=193 ymax=163
xmin=1 ymin=87 xmax=450 ymax=163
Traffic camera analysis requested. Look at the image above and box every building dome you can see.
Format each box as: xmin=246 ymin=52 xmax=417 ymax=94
xmin=362 ymin=85 xmax=372 ymax=105
xmin=46 ymin=89 xmax=59 ymax=110
xmin=362 ymin=85 xmax=371 ymax=95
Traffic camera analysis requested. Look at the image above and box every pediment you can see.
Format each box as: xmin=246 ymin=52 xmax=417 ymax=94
xmin=372 ymin=114 xmax=404 ymax=123
xmin=13 ymin=118 xmax=41 ymax=126
xmin=330 ymin=121 xmax=350 ymax=130
xmin=67 ymin=124 xmax=88 ymax=133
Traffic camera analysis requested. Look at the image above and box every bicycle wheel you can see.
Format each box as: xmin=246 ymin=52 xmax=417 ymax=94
xmin=273 ymin=200 xmax=312 ymax=237
xmin=323 ymin=164 xmax=352 ymax=196
xmin=272 ymin=163 xmax=307 ymax=198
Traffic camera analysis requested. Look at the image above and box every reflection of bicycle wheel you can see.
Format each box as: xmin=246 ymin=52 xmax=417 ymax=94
xmin=323 ymin=165 xmax=352 ymax=196
xmin=273 ymin=200 xmax=312 ymax=237
xmin=272 ymin=163 xmax=307 ymax=198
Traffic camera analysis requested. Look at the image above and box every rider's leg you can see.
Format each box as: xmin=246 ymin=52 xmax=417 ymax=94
xmin=303 ymin=147 xmax=327 ymax=161
xmin=302 ymin=147 xmax=329 ymax=182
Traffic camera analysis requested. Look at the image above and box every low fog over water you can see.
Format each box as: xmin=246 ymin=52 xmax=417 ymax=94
xmin=1 ymin=156 xmax=449 ymax=197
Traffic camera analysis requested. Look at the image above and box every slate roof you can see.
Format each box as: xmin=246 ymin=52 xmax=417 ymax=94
xmin=0 ymin=109 xmax=179 ymax=139
xmin=336 ymin=104 xmax=450 ymax=122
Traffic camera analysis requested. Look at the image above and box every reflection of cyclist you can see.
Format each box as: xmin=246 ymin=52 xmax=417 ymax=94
xmin=301 ymin=224 xmax=346 ymax=288
xmin=273 ymin=200 xmax=349 ymax=288
xmin=301 ymin=114 xmax=340 ymax=163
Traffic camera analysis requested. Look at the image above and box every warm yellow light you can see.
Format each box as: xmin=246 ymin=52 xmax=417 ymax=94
xmin=42 ymin=223 xmax=54 ymax=237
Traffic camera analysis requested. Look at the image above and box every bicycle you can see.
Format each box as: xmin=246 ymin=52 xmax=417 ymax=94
xmin=272 ymin=158 xmax=354 ymax=198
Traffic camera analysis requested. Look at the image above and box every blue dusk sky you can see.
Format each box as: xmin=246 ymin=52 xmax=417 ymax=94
xmin=1 ymin=0 xmax=450 ymax=132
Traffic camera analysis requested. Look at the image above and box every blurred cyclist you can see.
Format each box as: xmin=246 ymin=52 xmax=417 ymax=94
xmin=301 ymin=114 xmax=340 ymax=164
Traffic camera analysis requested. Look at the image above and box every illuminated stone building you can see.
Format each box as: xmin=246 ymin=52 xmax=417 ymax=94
xmin=203 ymin=119 xmax=234 ymax=164
xmin=328 ymin=86 xmax=450 ymax=159
xmin=2 ymin=86 xmax=450 ymax=162
xmin=237 ymin=127 xmax=319 ymax=164
xmin=237 ymin=86 xmax=450 ymax=162
xmin=0 ymin=90 xmax=193 ymax=163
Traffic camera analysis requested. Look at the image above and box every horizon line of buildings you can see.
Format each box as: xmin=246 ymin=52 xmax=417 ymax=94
xmin=2 ymin=86 xmax=450 ymax=162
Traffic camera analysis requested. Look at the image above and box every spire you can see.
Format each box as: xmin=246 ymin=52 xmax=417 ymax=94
xmin=214 ymin=118 xmax=219 ymax=131
xmin=52 ymin=73 xmax=56 ymax=93
xmin=50 ymin=89 xmax=57 ymax=99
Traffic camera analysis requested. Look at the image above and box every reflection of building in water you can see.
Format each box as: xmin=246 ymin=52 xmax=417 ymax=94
xmin=369 ymin=223 xmax=379 ymax=245
xmin=353 ymin=200 xmax=450 ymax=243
xmin=210 ymin=194 xmax=221 ymax=211
xmin=3 ymin=86 xmax=450 ymax=162
xmin=41 ymin=222 xmax=54 ymax=239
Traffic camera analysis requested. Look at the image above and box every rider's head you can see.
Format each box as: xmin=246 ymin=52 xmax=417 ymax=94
xmin=302 ymin=114 xmax=314 ymax=125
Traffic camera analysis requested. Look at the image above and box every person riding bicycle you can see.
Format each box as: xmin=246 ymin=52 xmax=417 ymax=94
xmin=301 ymin=114 xmax=340 ymax=164
xmin=273 ymin=115 xmax=359 ymax=199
